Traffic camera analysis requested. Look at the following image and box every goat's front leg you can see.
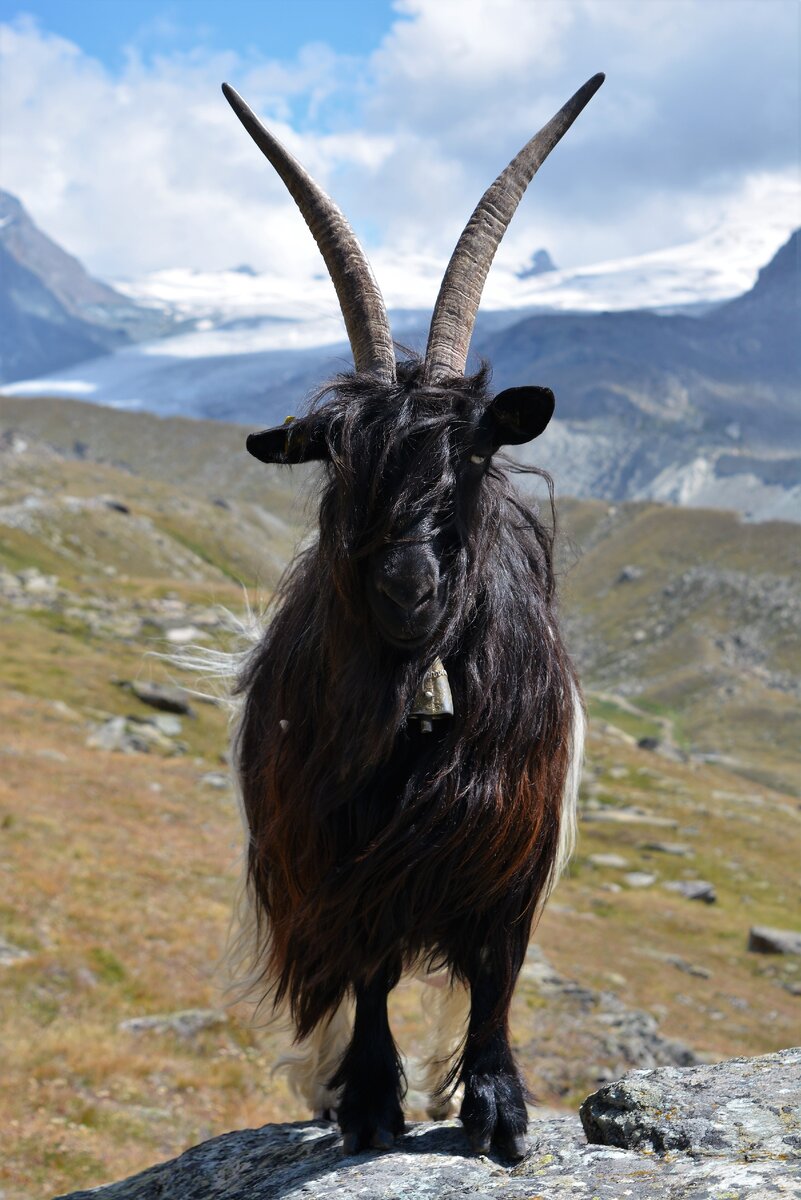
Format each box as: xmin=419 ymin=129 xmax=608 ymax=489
xmin=460 ymin=963 xmax=528 ymax=1162
xmin=330 ymin=963 xmax=404 ymax=1154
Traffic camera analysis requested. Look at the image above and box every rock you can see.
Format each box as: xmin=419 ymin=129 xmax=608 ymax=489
xmin=86 ymin=716 xmax=129 ymax=752
xmin=0 ymin=937 xmax=31 ymax=966
xmin=18 ymin=566 xmax=58 ymax=597
xmin=582 ymin=808 xmax=678 ymax=829
xmin=617 ymin=564 xmax=645 ymax=584
xmin=165 ymin=625 xmax=202 ymax=645
xmin=748 ymin=926 xmax=801 ymax=955
xmin=519 ymin=946 xmax=698 ymax=1080
xmin=637 ymin=736 xmax=686 ymax=763
xmin=640 ymin=841 xmax=694 ymax=857
xmin=664 ymin=880 xmax=717 ymax=903
xmin=86 ymin=716 xmax=185 ymax=756
xmin=119 ymin=1009 xmax=227 ymax=1038
xmin=623 ymin=872 xmax=657 ymax=888
xmin=35 ymin=748 xmax=68 ymax=763
xmin=580 ymin=1047 xmax=801 ymax=1159
xmin=116 ymin=679 xmax=195 ymax=716
xmin=665 ymin=955 xmax=712 ymax=979
xmin=134 ymin=713 xmax=182 ymax=737
xmin=52 ymin=1050 xmax=801 ymax=1200
xmin=587 ymin=853 xmax=629 ymax=869
xmin=200 ymin=771 xmax=230 ymax=790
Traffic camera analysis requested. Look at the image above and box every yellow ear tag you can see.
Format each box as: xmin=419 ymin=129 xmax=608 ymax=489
xmin=283 ymin=415 xmax=295 ymax=425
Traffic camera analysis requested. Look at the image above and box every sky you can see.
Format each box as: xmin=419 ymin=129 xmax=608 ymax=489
xmin=0 ymin=0 xmax=799 ymax=292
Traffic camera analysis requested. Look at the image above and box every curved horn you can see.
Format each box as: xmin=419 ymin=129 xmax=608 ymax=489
xmin=424 ymin=73 xmax=605 ymax=383
xmin=222 ymin=83 xmax=396 ymax=382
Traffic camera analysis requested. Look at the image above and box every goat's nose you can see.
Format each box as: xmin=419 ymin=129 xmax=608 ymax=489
xmin=377 ymin=567 xmax=437 ymax=613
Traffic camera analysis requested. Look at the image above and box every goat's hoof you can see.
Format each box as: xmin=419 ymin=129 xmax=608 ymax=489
xmin=341 ymin=1123 xmax=401 ymax=1155
xmin=496 ymin=1130 xmax=528 ymax=1162
xmin=340 ymin=1103 xmax=404 ymax=1155
xmin=468 ymin=1131 xmax=492 ymax=1155
xmin=371 ymin=1126 xmax=396 ymax=1150
xmin=461 ymin=1070 xmax=528 ymax=1163
xmin=342 ymin=1131 xmax=361 ymax=1155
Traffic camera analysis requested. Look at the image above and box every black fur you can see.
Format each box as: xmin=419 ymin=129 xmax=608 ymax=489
xmin=236 ymin=357 xmax=578 ymax=1160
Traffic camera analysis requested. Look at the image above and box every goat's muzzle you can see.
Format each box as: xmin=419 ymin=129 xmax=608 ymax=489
xmin=368 ymin=543 xmax=444 ymax=650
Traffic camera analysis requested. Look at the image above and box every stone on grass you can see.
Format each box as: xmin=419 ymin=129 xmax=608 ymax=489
xmin=664 ymin=880 xmax=717 ymax=903
xmin=637 ymin=736 xmax=686 ymax=763
xmin=119 ymin=1009 xmax=227 ymax=1038
xmin=200 ymin=771 xmax=230 ymax=790
xmin=748 ymin=926 xmax=801 ymax=955
xmin=86 ymin=716 xmax=185 ymax=756
xmin=588 ymin=853 xmax=629 ymax=869
xmin=665 ymin=955 xmax=712 ymax=979
xmin=135 ymin=713 xmax=183 ymax=737
xmin=0 ymin=937 xmax=31 ymax=967
xmin=583 ymin=808 xmax=678 ymax=829
xmin=116 ymin=679 xmax=195 ymax=716
xmin=624 ymin=872 xmax=658 ymax=888
xmin=165 ymin=625 xmax=202 ymax=645
xmin=641 ymin=841 xmax=694 ymax=857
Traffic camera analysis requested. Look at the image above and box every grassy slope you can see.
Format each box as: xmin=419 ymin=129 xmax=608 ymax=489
xmin=1 ymin=397 xmax=799 ymax=1196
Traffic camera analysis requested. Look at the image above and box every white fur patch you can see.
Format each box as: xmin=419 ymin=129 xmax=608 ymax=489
xmin=554 ymin=679 xmax=585 ymax=886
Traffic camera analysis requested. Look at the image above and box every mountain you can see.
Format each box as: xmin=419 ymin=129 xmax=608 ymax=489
xmin=516 ymin=248 xmax=557 ymax=278
xmin=0 ymin=191 xmax=173 ymax=383
xmin=474 ymin=230 xmax=801 ymax=520
xmin=0 ymin=242 xmax=117 ymax=384
xmin=2 ymin=219 xmax=798 ymax=521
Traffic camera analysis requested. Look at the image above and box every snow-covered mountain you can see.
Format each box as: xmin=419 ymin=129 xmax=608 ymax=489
xmin=2 ymin=184 xmax=799 ymax=524
xmin=108 ymin=180 xmax=799 ymax=359
xmin=0 ymin=190 xmax=172 ymax=383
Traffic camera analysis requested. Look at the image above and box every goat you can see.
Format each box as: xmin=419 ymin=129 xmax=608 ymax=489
xmin=221 ymin=72 xmax=603 ymax=1161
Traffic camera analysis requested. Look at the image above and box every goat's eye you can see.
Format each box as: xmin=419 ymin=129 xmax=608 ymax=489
xmin=469 ymin=453 xmax=489 ymax=466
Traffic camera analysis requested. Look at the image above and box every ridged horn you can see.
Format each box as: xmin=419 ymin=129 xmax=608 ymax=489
xmin=424 ymin=73 xmax=605 ymax=383
xmin=222 ymin=83 xmax=396 ymax=382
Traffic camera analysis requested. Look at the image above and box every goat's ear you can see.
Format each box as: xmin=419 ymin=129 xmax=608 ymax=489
xmin=246 ymin=418 xmax=328 ymax=465
xmin=483 ymin=386 xmax=555 ymax=448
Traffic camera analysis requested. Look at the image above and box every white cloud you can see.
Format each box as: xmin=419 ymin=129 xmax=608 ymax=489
xmin=0 ymin=1 xmax=798 ymax=291
xmin=0 ymin=17 xmax=390 ymax=278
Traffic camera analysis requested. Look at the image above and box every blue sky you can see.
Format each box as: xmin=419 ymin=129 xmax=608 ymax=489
xmin=1 ymin=0 xmax=798 ymax=285
xmin=0 ymin=1 xmax=398 ymax=71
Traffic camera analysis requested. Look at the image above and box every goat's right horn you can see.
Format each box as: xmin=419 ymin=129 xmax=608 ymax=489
xmin=222 ymin=83 xmax=397 ymax=383
xmin=424 ymin=73 xmax=605 ymax=384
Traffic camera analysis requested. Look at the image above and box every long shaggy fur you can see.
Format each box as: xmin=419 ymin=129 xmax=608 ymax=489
xmin=235 ymin=358 xmax=580 ymax=1075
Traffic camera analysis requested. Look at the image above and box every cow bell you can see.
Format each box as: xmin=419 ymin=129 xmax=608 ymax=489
xmin=411 ymin=657 xmax=454 ymax=733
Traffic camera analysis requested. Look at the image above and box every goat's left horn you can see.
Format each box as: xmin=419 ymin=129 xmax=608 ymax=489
xmin=222 ymin=83 xmax=397 ymax=383
xmin=424 ymin=73 xmax=605 ymax=384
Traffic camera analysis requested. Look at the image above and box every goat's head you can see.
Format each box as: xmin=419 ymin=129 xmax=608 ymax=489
xmin=223 ymin=74 xmax=604 ymax=654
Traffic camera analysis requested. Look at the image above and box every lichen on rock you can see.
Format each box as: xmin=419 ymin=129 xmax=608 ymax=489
xmin=53 ymin=1048 xmax=801 ymax=1200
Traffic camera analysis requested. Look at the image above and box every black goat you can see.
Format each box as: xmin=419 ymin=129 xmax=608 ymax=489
xmin=223 ymin=72 xmax=603 ymax=1161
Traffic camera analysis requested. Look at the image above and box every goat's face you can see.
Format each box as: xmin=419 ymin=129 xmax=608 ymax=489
xmin=247 ymin=364 xmax=555 ymax=653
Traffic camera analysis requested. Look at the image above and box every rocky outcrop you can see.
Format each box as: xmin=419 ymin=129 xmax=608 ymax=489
xmin=580 ymin=1047 xmax=801 ymax=1158
xmin=749 ymin=927 xmax=801 ymax=956
xmin=54 ymin=1048 xmax=801 ymax=1200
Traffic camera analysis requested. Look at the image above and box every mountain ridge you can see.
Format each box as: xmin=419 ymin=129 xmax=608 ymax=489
xmin=0 ymin=190 xmax=174 ymax=382
xmin=2 ymin=196 xmax=798 ymax=522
